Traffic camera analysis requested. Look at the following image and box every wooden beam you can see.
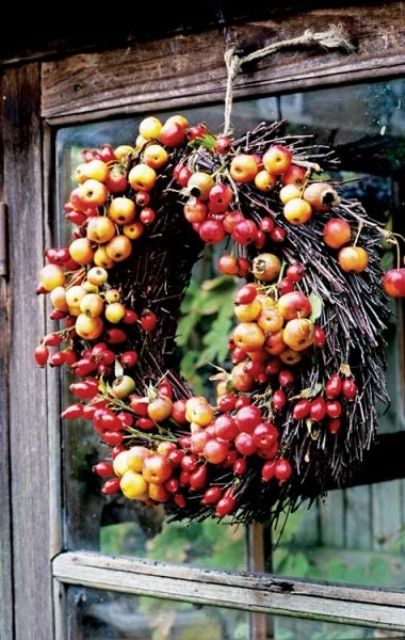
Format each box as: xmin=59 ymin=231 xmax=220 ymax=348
xmin=41 ymin=3 xmax=405 ymax=120
xmin=53 ymin=551 xmax=405 ymax=630
xmin=3 ymin=63 xmax=54 ymax=640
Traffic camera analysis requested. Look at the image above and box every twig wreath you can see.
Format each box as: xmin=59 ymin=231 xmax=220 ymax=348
xmin=35 ymin=26 xmax=405 ymax=524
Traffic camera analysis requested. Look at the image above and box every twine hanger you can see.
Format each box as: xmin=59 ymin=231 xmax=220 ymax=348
xmin=223 ymin=24 xmax=355 ymax=136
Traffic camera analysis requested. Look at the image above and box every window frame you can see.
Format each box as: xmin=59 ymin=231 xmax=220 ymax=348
xmin=2 ymin=6 xmax=405 ymax=639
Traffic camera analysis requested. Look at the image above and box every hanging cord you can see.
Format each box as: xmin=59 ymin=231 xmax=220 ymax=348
xmin=223 ymin=24 xmax=355 ymax=136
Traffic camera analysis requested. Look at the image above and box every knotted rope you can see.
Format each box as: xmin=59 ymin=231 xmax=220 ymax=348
xmin=223 ymin=24 xmax=354 ymax=135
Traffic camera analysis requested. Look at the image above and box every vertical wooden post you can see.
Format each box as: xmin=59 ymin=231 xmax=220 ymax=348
xmin=247 ymin=522 xmax=272 ymax=640
xmin=0 ymin=70 xmax=14 ymax=640
xmin=3 ymin=63 xmax=54 ymax=639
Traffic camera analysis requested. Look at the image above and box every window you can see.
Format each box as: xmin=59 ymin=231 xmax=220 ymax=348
xmin=53 ymin=78 xmax=405 ymax=637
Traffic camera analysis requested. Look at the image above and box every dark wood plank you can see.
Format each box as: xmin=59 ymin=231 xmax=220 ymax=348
xmin=0 ymin=71 xmax=14 ymax=640
xmin=0 ymin=3 xmax=368 ymax=67
xmin=41 ymin=3 xmax=405 ymax=120
xmin=3 ymin=63 xmax=54 ymax=640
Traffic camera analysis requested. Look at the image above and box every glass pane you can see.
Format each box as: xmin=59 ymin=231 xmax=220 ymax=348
xmin=66 ymin=586 xmax=399 ymax=639
xmin=56 ymin=78 xmax=405 ymax=584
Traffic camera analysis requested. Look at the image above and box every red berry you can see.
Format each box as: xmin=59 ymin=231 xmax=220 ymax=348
xmin=135 ymin=191 xmax=150 ymax=207
xmin=215 ymin=494 xmax=236 ymax=517
xmin=202 ymin=486 xmax=223 ymax=505
xmin=272 ymin=389 xmax=287 ymax=411
xmin=50 ymin=309 xmax=66 ymax=320
xmin=244 ymin=360 xmax=264 ymax=377
xmin=232 ymin=220 xmax=257 ymax=245
xmin=63 ymin=350 xmax=79 ymax=366
xmin=102 ymin=478 xmax=121 ymax=495
xmin=235 ymin=284 xmax=257 ymax=305
xmin=171 ymin=399 xmax=187 ymax=424
xmin=93 ymin=462 xmax=114 ymax=478
xmin=232 ymin=347 xmax=247 ymax=365
xmin=140 ymin=311 xmax=157 ymax=332
xmin=181 ymin=454 xmax=199 ymax=474
xmin=270 ymin=226 xmax=286 ymax=243
xmin=120 ymin=350 xmax=138 ymax=368
xmin=177 ymin=166 xmax=192 ymax=187
xmin=274 ymin=458 xmax=293 ymax=482
xmin=61 ymin=403 xmax=84 ymax=419
xmin=199 ymin=220 xmax=226 ymax=244
xmin=218 ymin=393 xmax=237 ymax=412
xmin=314 ymin=326 xmax=326 ymax=348
xmin=266 ymin=358 xmax=281 ymax=376
xmin=189 ymin=465 xmax=208 ymax=491
xmin=174 ymin=493 xmax=186 ymax=508
xmin=168 ymin=449 xmax=184 ymax=467
xmin=179 ymin=470 xmax=190 ymax=487
xmin=309 ymin=397 xmax=327 ymax=422
xmin=235 ymin=405 xmax=262 ymax=434
xmin=253 ymin=422 xmax=278 ymax=449
xmin=112 ymin=413 xmax=130 ymax=430
xmin=286 ymin=263 xmax=305 ymax=282
xmin=255 ymin=229 xmax=266 ymax=249
xmin=328 ymin=418 xmax=341 ymax=434
xmin=43 ymin=333 xmax=63 ymax=347
xmin=129 ymin=395 xmax=148 ymax=415
xmin=203 ymin=439 xmax=229 ymax=464
xmin=262 ymin=460 xmax=276 ymax=482
xmin=101 ymin=431 xmax=124 ymax=446
xmin=223 ymin=450 xmax=238 ymax=469
xmin=214 ymin=415 xmax=238 ymax=440
xmin=260 ymin=217 xmax=275 ymax=233
xmin=140 ymin=207 xmax=156 ymax=225
xmin=165 ymin=478 xmax=180 ymax=494
xmin=234 ymin=396 xmax=250 ymax=410
xmin=187 ymin=123 xmax=207 ymax=141
xmin=233 ymin=458 xmax=247 ymax=476
xmin=293 ymin=399 xmax=311 ymax=420
xmin=209 ymin=183 xmax=233 ymax=211
xmin=235 ymin=432 xmax=257 ymax=456
xmin=342 ymin=378 xmax=357 ymax=400
xmin=237 ymin=257 xmax=251 ymax=278
xmin=278 ymin=370 xmax=295 ymax=387
xmin=218 ymin=254 xmax=239 ymax=276
xmin=105 ymin=328 xmax=127 ymax=344
xmin=123 ymin=309 xmax=138 ymax=324
xmin=325 ymin=374 xmax=342 ymax=399
xmin=111 ymin=445 xmax=125 ymax=459
xmin=158 ymin=381 xmax=173 ymax=399
xmin=70 ymin=380 xmax=99 ymax=400
xmin=214 ymin=135 xmax=233 ymax=154
xmin=278 ymin=278 xmax=294 ymax=295
xmin=136 ymin=417 xmax=155 ymax=431
xmin=326 ymin=400 xmax=342 ymax=418
xmin=50 ymin=351 xmax=66 ymax=367
xmin=34 ymin=344 xmax=49 ymax=367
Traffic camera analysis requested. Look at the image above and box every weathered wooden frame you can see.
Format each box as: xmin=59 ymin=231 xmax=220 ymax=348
xmin=1 ymin=4 xmax=405 ymax=639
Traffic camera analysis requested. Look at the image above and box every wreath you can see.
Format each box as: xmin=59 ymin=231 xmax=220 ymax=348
xmin=34 ymin=112 xmax=405 ymax=524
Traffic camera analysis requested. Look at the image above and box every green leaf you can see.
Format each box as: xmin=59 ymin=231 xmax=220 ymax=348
xmin=188 ymin=133 xmax=217 ymax=150
xmin=176 ymin=312 xmax=200 ymax=346
xmin=201 ymin=275 xmax=236 ymax=291
xmin=309 ymin=293 xmax=323 ymax=321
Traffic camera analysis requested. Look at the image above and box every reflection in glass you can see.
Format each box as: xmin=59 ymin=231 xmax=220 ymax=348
xmin=67 ymin=586 xmax=397 ymax=639
xmin=57 ymin=79 xmax=405 ymax=586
